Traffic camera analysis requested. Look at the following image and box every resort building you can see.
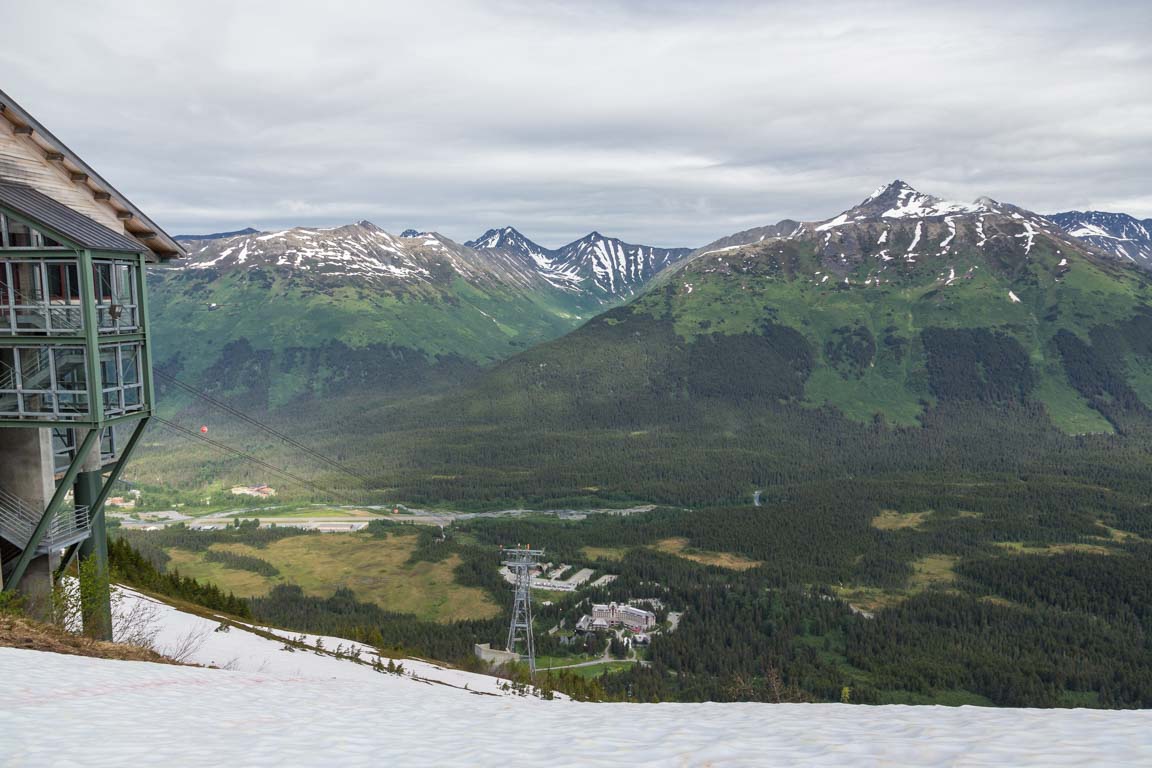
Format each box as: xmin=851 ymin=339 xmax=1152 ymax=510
xmin=576 ymin=602 xmax=657 ymax=633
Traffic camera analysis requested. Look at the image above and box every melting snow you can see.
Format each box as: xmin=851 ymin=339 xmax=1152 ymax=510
xmin=908 ymin=221 xmax=923 ymax=253
xmin=1009 ymin=291 xmax=1022 ymax=303
xmin=976 ymin=217 xmax=989 ymax=247
xmin=4 ymin=645 xmax=1152 ymax=767
xmin=877 ymin=230 xmax=888 ymax=245
xmin=698 ymin=244 xmax=745 ymax=256
xmin=881 ymin=186 xmax=986 ymax=219
xmin=815 ymin=213 xmax=850 ymax=232
xmin=939 ymin=217 xmax=957 ymax=251
xmin=1016 ymin=220 xmax=1037 ymax=255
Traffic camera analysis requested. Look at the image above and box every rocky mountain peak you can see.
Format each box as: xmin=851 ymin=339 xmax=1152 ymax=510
xmin=839 ymin=180 xmax=986 ymax=223
xmin=1051 ymin=210 xmax=1152 ymax=266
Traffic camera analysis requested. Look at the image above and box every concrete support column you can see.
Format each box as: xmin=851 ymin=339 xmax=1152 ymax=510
xmin=0 ymin=428 xmax=56 ymax=618
xmin=75 ymin=430 xmax=111 ymax=640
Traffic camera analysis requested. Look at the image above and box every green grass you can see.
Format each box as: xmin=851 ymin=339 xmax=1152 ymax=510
xmin=534 ymin=654 xmax=597 ymax=668
xmin=1033 ymin=368 xmax=1115 ymax=434
xmin=161 ymin=532 xmax=500 ymax=622
xmin=557 ymin=661 xmax=637 ymax=678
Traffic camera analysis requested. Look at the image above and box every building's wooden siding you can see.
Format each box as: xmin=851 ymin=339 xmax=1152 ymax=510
xmin=0 ymin=128 xmax=127 ymax=235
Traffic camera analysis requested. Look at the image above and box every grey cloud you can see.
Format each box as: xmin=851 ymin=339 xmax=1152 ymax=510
xmin=1 ymin=0 xmax=1149 ymax=247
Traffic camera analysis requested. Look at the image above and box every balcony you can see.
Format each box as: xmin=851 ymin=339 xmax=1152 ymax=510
xmin=0 ymin=258 xmax=139 ymax=337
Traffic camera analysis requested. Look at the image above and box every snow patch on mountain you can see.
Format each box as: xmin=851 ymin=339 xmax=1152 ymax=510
xmin=469 ymin=227 xmax=691 ymax=297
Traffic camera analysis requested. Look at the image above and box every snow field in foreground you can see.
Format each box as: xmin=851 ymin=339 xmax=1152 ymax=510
xmin=3 ymin=589 xmax=1150 ymax=766
xmin=3 ymin=646 xmax=1152 ymax=767
xmin=110 ymin=587 xmax=517 ymax=695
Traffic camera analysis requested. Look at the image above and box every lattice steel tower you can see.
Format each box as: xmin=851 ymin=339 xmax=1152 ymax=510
xmin=503 ymin=546 xmax=544 ymax=676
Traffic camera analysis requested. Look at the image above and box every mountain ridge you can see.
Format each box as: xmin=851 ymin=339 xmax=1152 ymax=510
xmin=1048 ymin=210 xmax=1152 ymax=266
xmin=466 ymin=225 xmax=692 ymax=298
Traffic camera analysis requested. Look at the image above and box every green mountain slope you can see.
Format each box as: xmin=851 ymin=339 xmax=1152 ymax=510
xmin=148 ymin=222 xmax=603 ymax=407
xmin=322 ymin=181 xmax=1152 ymax=506
xmin=136 ymin=182 xmax=1152 ymax=509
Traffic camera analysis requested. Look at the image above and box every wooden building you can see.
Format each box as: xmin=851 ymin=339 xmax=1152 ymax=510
xmin=0 ymin=87 xmax=183 ymax=636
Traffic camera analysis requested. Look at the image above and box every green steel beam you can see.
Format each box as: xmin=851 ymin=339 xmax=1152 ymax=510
xmin=2 ymin=428 xmax=100 ymax=593
xmin=89 ymin=417 xmax=149 ymax=514
xmin=76 ymin=465 xmax=110 ymax=639
xmin=0 ymin=250 xmax=82 ymax=261
xmin=0 ymin=334 xmax=145 ymax=346
xmin=0 ymin=411 xmax=150 ymax=430
xmin=51 ymin=419 xmax=149 ymax=580
xmin=53 ymin=540 xmax=82 ymax=580
xmin=76 ymin=249 xmax=104 ymax=425
xmin=0 ymin=334 xmax=88 ymax=345
xmin=137 ymin=251 xmax=154 ymax=412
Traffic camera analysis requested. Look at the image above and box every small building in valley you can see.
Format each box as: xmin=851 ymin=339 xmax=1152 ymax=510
xmin=576 ymin=602 xmax=657 ymax=633
xmin=230 ymin=484 xmax=276 ymax=498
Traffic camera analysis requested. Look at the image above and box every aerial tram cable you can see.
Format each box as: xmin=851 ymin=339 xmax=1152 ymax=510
xmin=153 ymin=416 xmax=359 ymax=503
xmin=153 ymin=371 xmax=371 ymax=482
xmin=153 ymin=371 xmax=373 ymax=483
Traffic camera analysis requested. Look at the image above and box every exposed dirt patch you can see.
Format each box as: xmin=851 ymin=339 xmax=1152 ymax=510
xmin=652 ymin=537 xmax=763 ymax=571
xmin=0 ymin=614 xmax=175 ymax=664
xmin=581 ymin=546 xmax=629 ymax=562
xmin=871 ymin=510 xmax=932 ymax=530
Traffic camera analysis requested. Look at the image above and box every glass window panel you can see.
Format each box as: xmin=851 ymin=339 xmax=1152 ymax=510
xmin=15 ymin=306 xmax=47 ymax=331
xmin=47 ymin=264 xmax=65 ymax=299
xmin=114 ymin=264 xmax=133 ymax=303
xmin=124 ymin=385 xmax=142 ymax=408
xmin=50 ymin=305 xmax=83 ymax=332
xmin=103 ymin=389 xmax=121 ymax=414
xmin=52 ymin=427 xmax=75 ymax=454
xmin=100 ymin=347 xmax=119 ymax=387
xmin=20 ymin=392 xmax=55 ymax=414
xmin=0 ymin=348 xmax=13 ymax=389
xmin=93 ymin=263 xmax=113 ymax=303
xmin=0 ymin=391 xmax=18 ymax=413
xmin=54 ymin=347 xmax=87 ymax=390
xmin=13 ymin=262 xmax=44 ymax=303
xmin=65 ymin=263 xmax=79 ymax=301
xmin=19 ymin=347 xmax=52 ymax=388
xmin=8 ymin=220 xmax=32 ymax=247
xmin=57 ymin=392 xmax=88 ymax=414
xmin=120 ymin=345 xmax=140 ymax=385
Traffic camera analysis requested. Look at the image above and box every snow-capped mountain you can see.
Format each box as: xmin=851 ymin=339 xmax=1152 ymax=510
xmin=690 ymin=180 xmax=1113 ymax=280
xmin=153 ymin=223 xmax=615 ymax=402
xmin=174 ymin=221 xmax=549 ymax=291
xmin=1049 ymin=210 xmax=1152 ymax=267
xmin=467 ymin=226 xmax=691 ymax=298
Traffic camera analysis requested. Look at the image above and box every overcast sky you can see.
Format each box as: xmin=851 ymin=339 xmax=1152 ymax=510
xmin=3 ymin=0 xmax=1150 ymax=247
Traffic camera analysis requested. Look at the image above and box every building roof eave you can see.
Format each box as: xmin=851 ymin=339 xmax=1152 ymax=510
xmin=0 ymin=88 xmax=186 ymax=260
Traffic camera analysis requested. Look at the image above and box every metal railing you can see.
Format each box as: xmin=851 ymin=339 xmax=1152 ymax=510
xmin=0 ymin=485 xmax=90 ymax=554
